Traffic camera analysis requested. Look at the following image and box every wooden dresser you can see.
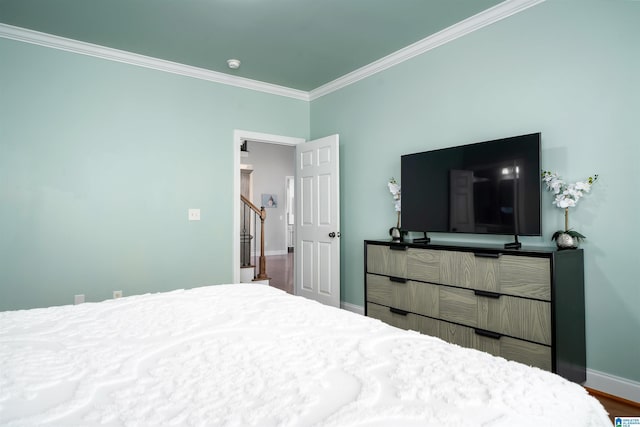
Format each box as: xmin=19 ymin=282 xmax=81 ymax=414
xmin=364 ymin=240 xmax=586 ymax=383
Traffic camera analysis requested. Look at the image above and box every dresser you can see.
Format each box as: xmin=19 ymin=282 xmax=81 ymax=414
xmin=364 ymin=240 xmax=586 ymax=383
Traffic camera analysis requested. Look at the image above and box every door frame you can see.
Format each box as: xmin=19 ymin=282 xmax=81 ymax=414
xmin=232 ymin=130 xmax=305 ymax=283
xmin=284 ymin=175 xmax=295 ymax=251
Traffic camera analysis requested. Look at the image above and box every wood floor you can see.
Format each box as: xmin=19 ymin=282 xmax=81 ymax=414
xmin=263 ymin=253 xmax=640 ymax=424
xmin=265 ymin=252 xmax=294 ymax=295
xmin=587 ymin=387 xmax=640 ymax=424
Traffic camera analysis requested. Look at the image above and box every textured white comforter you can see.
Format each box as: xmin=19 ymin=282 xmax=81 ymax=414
xmin=0 ymin=284 xmax=610 ymax=426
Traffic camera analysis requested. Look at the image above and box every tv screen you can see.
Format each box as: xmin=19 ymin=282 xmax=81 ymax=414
xmin=401 ymin=133 xmax=541 ymax=236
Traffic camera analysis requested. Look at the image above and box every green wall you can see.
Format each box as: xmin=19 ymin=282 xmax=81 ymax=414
xmin=1 ymin=0 xmax=638 ymax=386
xmin=0 ymin=38 xmax=309 ymax=310
xmin=311 ymin=1 xmax=639 ymax=381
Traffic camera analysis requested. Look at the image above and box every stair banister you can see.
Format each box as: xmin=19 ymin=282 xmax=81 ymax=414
xmin=240 ymin=195 xmax=269 ymax=281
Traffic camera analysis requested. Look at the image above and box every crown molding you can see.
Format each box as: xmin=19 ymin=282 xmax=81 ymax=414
xmin=0 ymin=23 xmax=310 ymax=101
xmin=309 ymin=0 xmax=545 ymax=101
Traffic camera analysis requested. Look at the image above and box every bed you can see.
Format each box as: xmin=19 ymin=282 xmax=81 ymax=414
xmin=0 ymin=284 xmax=610 ymax=426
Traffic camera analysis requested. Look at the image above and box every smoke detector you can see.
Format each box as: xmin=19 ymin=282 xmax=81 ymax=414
xmin=227 ymin=59 xmax=241 ymax=69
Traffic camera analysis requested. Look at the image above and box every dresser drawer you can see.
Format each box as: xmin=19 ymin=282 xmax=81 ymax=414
xmin=366 ymin=274 xmax=439 ymax=318
xmin=367 ymin=302 xmax=439 ymax=337
xmin=439 ymin=250 xmax=500 ymax=291
xmin=407 ymin=248 xmax=441 ymax=282
xmin=438 ymin=286 xmax=551 ymax=345
xmin=438 ymin=250 xmax=551 ymax=301
xmin=438 ymin=321 xmax=552 ymax=371
xmin=499 ymin=255 xmax=551 ymax=300
xmin=366 ymin=244 xmax=407 ymax=278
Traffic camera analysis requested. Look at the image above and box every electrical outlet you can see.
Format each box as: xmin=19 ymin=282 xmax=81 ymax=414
xmin=74 ymin=294 xmax=85 ymax=305
xmin=113 ymin=290 xmax=123 ymax=299
xmin=188 ymin=208 xmax=201 ymax=221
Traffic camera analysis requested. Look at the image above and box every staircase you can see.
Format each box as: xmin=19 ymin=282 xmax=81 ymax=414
xmin=240 ymin=195 xmax=270 ymax=284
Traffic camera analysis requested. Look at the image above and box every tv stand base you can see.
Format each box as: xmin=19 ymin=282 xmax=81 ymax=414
xmin=413 ymin=232 xmax=431 ymax=244
xmin=504 ymin=235 xmax=522 ymax=249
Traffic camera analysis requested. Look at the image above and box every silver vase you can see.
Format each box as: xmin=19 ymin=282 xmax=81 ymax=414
xmin=556 ymin=233 xmax=577 ymax=249
xmin=389 ymin=227 xmax=402 ymax=242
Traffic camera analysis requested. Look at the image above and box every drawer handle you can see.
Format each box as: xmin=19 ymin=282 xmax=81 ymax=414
xmin=389 ymin=276 xmax=407 ymax=283
xmin=389 ymin=307 xmax=409 ymax=316
xmin=474 ymin=328 xmax=502 ymax=340
xmin=474 ymin=252 xmax=501 ymax=258
xmin=389 ymin=245 xmax=407 ymax=251
xmin=474 ymin=290 xmax=501 ymax=299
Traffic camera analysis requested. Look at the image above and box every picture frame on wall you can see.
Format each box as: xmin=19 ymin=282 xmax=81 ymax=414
xmin=261 ymin=193 xmax=278 ymax=208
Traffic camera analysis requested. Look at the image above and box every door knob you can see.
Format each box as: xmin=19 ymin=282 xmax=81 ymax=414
xmin=329 ymin=232 xmax=336 ymax=238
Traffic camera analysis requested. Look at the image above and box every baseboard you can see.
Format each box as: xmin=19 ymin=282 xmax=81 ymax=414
xmin=251 ymin=250 xmax=289 ymax=256
xmin=266 ymin=250 xmax=288 ymax=256
xmin=585 ymin=368 xmax=640 ymax=404
xmin=239 ymin=266 xmax=254 ymax=283
xmin=340 ymin=302 xmax=364 ymax=315
xmin=586 ymin=387 xmax=640 ymax=410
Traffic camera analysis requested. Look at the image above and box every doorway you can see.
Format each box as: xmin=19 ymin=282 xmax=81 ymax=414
xmin=232 ymin=130 xmax=305 ymax=287
xmin=240 ymin=141 xmax=295 ymax=293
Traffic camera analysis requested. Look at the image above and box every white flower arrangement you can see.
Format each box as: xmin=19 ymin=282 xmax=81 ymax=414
xmin=541 ymin=170 xmax=598 ymax=245
xmin=388 ymin=178 xmax=401 ymax=212
xmin=541 ymin=171 xmax=598 ymax=209
xmin=388 ymin=178 xmax=402 ymax=233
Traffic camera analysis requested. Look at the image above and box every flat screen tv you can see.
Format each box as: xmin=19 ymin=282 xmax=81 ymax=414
xmin=401 ymin=133 xmax=541 ymax=241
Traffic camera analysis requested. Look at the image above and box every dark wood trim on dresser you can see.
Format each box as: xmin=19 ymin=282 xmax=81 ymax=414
xmin=364 ymin=239 xmax=586 ymax=383
xmin=552 ymin=249 xmax=586 ymax=382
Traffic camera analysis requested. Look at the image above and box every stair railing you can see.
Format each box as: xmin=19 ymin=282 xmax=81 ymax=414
xmin=240 ymin=195 xmax=269 ymax=281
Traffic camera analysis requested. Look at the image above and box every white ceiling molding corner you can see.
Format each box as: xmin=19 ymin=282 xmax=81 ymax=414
xmin=0 ymin=23 xmax=310 ymax=102
xmin=309 ymin=0 xmax=545 ymax=101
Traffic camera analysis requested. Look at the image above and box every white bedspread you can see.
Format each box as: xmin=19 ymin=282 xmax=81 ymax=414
xmin=0 ymin=284 xmax=610 ymax=426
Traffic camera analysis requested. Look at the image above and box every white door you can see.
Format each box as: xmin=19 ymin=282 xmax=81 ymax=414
xmin=295 ymin=135 xmax=340 ymax=307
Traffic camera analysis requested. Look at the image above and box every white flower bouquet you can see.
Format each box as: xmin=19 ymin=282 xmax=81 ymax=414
xmin=388 ymin=178 xmax=401 ymax=213
xmin=541 ymin=170 xmax=598 ymax=246
xmin=388 ymin=178 xmax=402 ymax=240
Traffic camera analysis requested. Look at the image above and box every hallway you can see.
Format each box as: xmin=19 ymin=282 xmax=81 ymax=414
xmin=266 ymin=253 xmax=293 ymax=295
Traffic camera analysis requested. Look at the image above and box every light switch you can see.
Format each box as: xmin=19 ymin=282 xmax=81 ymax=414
xmin=188 ymin=209 xmax=201 ymax=221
